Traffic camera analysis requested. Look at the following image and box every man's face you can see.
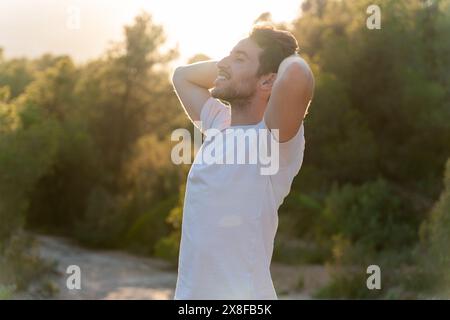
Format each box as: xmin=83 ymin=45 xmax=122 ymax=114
xmin=211 ymin=38 xmax=263 ymax=104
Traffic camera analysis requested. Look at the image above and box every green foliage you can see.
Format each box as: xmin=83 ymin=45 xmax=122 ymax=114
xmin=273 ymin=238 xmax=328 ymax=265
xmin=0 ymin=232 xmax=55 ymax=291
xmin=154 ymin=232 xmax=181 ymax=266
xmin=281 ymin=0 xmax=450 ymax=297
xmin=0 ymin=12 xmax=183 ymax=291
xmin=320 ymin=179 xmax=417 ymax=256
xmin=0 ymin=285 xmax=14 ymax=300
xmin=278 ymin=190 xmax=323 ymax=239
xmin=0 ymin=105 xmax=60 ymax=244
xmin=418 ymin=159 xmax=450 ymax=295
xmin=314 ymin=268 xmax=381 ymax=299
xmin=294 ymin=0 xmax=450 ymax=188
xmin=22 ymin=12 xmax=181 ymax=240
xmin=153 ymin=181 xmax=187 ymax=265
xmin=74 ymin=187 xmax=127 ymax=247
xmin=0 ymin=1 xmax=449 ymax=298
xmin=0 ymin=57 xmax=33 ymax=99
xmin=424 ymin=159 xmax=450 ymax=268
xmin=303 ymin=73 xmax=378 ymax=184
xmin=124 ymin=195 xmax=177 ymax=255
xmin=312 ymin=179 xmax=420 ymax=298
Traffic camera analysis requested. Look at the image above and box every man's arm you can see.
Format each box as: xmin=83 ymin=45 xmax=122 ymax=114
xmin=171 ymin=60 xmax=218 ymax=123
xmin=264 ymin=55 xmax=314 ymax=142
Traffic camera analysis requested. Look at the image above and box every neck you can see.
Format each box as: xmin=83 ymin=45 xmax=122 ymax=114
xmin=229 ymin=96 xmax=266 ymax=126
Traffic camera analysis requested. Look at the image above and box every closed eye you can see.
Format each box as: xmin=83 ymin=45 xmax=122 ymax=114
xmin=234 ymin=54 xmax=246 ymax=62
xmin=229 ymin=49 xmax=249 ymax=62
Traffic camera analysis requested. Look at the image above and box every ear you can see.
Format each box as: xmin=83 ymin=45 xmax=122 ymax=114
xmin=260 ymin=73 xmax=277 ymax=91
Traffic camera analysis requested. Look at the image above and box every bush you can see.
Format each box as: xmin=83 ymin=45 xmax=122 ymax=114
xmin=154 ymin=232 xmax=181 ymax=266
xmin=315 ymin=179 xmax=420 ymax=298
xmin=273 ymin=237 xmax=328 ymax=265
xmin=153 ymin=182 xmax=186 ymax=265
xmin=124 ymin=195 xmax=177 ymax=255
xmin=0 ymin=106 xmax=59 ymax=244
xmin=314 ymin=267 xmax=382 ymax=299
xmin=74 ymin=187 xmax=128 ymax=248
xmin=278 ymin=190 xmax=323 ymax=240
xmin=418 ymin=159 xmax=450 ymax=295
xmin=319 ymin=179 xmax=417 ymax=258
xmin=0 ymin=285 xmax=14 ymax=300
xmin=0 ymin=231 xmax=54 ymax=292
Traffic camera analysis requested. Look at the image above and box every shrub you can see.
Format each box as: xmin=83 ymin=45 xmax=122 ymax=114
xmin=153 ymin=183 xmax=186 ymax=264
xmin=0 ymin=232 xmax=54 ymax=292
xmin=418 ymin=159 xmax=450 ymax=296
xmin=315 ymin=179 xmax=419 ymax=298
xmin=74 ymin=187 xmax=128 ymax=247
xmin=154 ymin=232 xmax=181 ymax=266
xmin=124 ymin=195 xmax=177 ymax=255
xmin=319 ymin=179 xmax=417 ymax=258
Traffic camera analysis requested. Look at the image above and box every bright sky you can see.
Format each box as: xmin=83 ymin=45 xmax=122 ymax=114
xmin=0 ymin=0 xmax=303 ymax=65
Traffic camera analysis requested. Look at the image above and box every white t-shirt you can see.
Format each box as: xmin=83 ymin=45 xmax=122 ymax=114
xmin=174 ymin=97 xmax=305 ymax=300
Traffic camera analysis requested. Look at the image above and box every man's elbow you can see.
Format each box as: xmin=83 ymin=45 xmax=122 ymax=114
xmin=286 ymin=62 xmax=313 ymax=83
xmin=281 ymin=62 xmax=314 ymax=100
xmin=171 ymin=66 xmax=185 ymax=86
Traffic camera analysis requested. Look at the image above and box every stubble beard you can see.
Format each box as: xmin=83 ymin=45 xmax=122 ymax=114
xmin=211 ymin=80 xmax=256 ymax=108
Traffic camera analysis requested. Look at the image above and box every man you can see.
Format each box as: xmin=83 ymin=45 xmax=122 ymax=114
xmin=172 ymin=26 xmax=314 ymax=299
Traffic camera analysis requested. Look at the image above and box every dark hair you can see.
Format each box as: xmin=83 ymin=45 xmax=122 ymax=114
xmin=249 ymin=25 xmax=299 ymax=76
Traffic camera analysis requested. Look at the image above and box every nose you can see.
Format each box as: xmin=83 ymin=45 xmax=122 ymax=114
xmin=217 ymin=55 xmax=229 ymax=70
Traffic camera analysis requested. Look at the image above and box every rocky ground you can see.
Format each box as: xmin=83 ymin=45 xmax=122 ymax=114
xmin=13 ymin=235 xmax=329 ymax=300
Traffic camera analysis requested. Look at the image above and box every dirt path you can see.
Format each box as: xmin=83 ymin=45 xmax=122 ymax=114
xmin=21 ymin=235 xmax=327 ymax=299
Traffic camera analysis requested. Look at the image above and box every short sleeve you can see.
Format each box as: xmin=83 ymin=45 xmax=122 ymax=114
xmin=198 ymin=97 xmax=231 ymax=135
xmin=262 ymin=119 xmax=305 ymax=169
xmin=277 ymin=123 xmax=305 ymax=169
xmin=265 ymin=122 xmax=306 ymax=207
